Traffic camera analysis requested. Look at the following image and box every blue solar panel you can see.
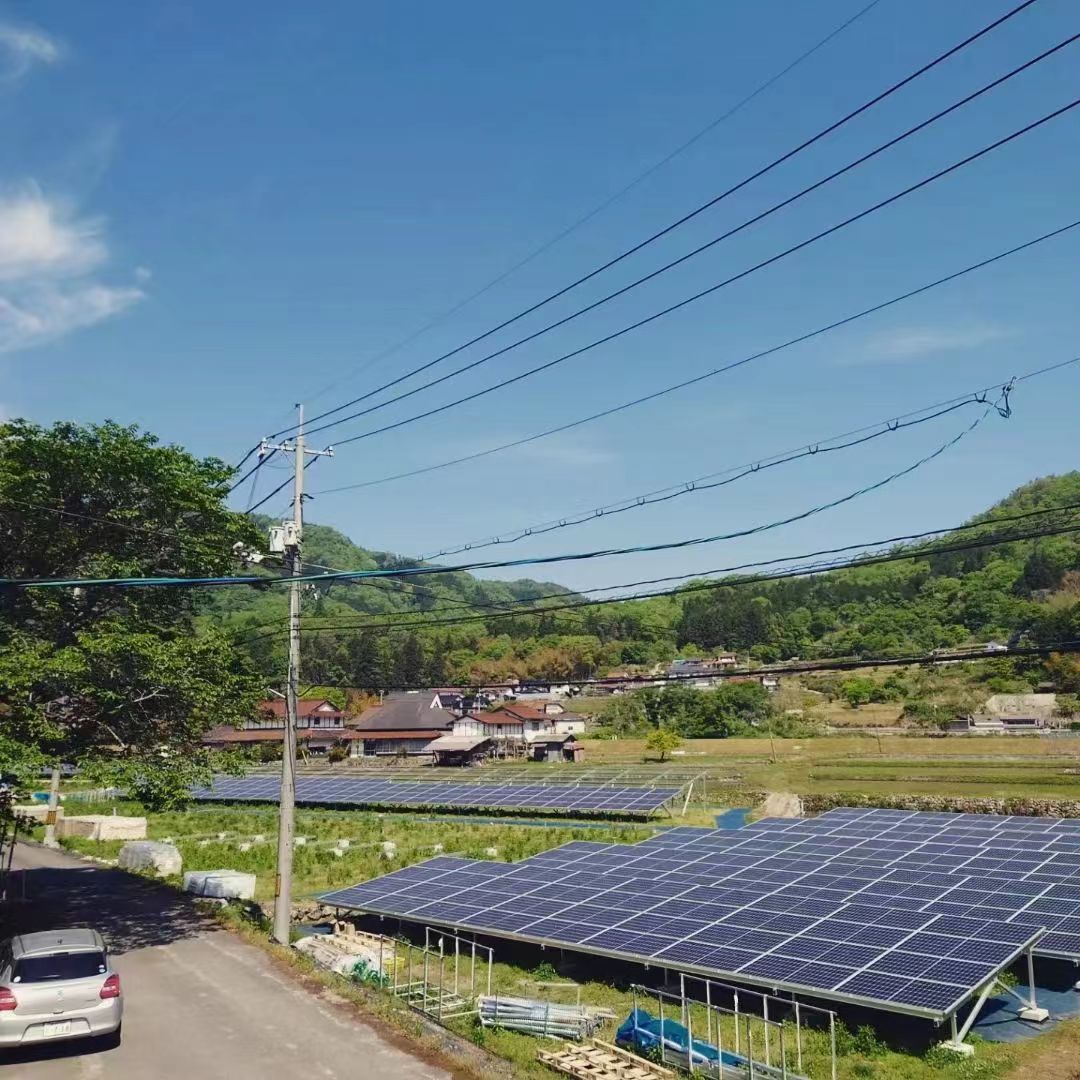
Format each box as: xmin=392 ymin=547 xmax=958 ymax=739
xmin=193 ymin=775 xmax=678 ymax=814
xmin=322 ymin=813 xmax=1054 ymax=1019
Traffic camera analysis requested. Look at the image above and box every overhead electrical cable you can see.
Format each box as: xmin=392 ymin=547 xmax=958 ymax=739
xmin=415 ymin=393 xmax=1018 ymax=561
xmin=269 ymin=0 xmax=1039 ymax=446
xmin=312 ymin=224 xmax=1080 ymax=495
xmin=297 ymin=35 xmax=1076 ymax=444
xmin=317 ymin=98 xmax=1080 ymax=449
xmin=289 ymin=0 xmax=886 ymax=418
xmin=0 ymin=400 xmax=1018 ymax=592
xmin=273 ymin=641 xmax=1080 ymax=690
xmin=228 ymin=516 xmax=1080 ymax=643
xmin=246 ymin=456 xmax=321 ymax=516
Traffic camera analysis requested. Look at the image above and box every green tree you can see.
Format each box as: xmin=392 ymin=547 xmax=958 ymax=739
xmin=394 ymin=633 xmax=425 ymax=687
xmin=645 ymin=726 xmax=683 ymax=762
xmin=0 ymin=420 xmax=262 ymax=806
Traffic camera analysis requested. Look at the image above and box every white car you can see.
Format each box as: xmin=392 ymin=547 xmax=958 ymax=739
xmin=0 ymin=929 xmax=122 ymax=1049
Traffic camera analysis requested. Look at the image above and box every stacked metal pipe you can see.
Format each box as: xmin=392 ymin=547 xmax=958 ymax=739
xmin=478 ymin=995 xmax=611 ymax=1039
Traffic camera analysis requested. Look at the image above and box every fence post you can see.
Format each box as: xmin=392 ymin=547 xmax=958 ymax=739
xmin=763 ymin=996 xmax=771 ymax=1066
xmin=734 ymin=992 xmax=740 ymax=1055
xmin=705 ymin=980 xmax=713 ymax=1053
xmin=830 ymin=1013 xmax=838 ymax=1080
xmin=686 ymin=1000 xmax=695 ymax=1076
xmin=780 ymin=1024 xmax=788 ymax=1080
xmin=747 ymin=1020 xmax=755 ymax=1080
xmin=438 ymin=952 xmax=445 ymax=1022
xmin=794 ymin=1001 xmax=802 ymax=1074
xmin=659 ymin=992 xmax=666 ymax=1066
xmin=422 ymin=946 xmax=429 ymax=1010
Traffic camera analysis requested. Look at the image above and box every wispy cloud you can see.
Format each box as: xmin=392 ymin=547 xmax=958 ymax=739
xmin=843 ymin=324 xmax=1010 ymax=365
xmin=0 ymin=186 xmax=146 ymax=354
xmin=0 ymin=23 xmax=62 ymax=82
xmin=0 ymin=284 xmax=143 ymax=354
xmin=510 ymin=435 xmax=616 ymax=468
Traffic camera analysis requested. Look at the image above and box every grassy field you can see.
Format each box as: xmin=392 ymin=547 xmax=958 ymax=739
xmin=57 ymin=801 xmax=652 ymax=900
xmin=573 ymin=735 xmax=1080 ymax=803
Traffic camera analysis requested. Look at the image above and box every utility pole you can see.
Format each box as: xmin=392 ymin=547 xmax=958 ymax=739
xmin=261 ymin=405 xmax=333 ymax=945
xmin=42 ymin=765 xmax=61 ymax=848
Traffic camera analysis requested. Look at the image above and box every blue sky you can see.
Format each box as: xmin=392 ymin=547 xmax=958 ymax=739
xmin=1 ymin=0 xmax=1078 ymax=592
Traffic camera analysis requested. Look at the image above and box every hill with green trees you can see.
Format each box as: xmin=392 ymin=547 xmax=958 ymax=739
xmin=219 ymin=474 xmax=1080 ymax=693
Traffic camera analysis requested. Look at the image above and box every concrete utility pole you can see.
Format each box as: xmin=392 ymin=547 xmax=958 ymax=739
xmin=42 ymin=765 xmax=61 ymax=848
xmin=262 ymin=405 xmax=333 ymax=945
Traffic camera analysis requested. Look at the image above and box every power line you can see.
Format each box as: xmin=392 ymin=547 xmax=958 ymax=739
xmin=271 ymin=0 xmax=1038 ymax=447
xmin=247 ymin=456 xmax=322 ymax=515
xmin=228 ymin=1 xmax=888 ymax=476
xmin=321 ymin=97 xmax=1080 ymax=450
xmin=414 ymin=394 xmax=1014 ymax=562
xmin=293 ymin=0 xmax=885 ymax=414
xmin=299 ymin=34 xmax=1075 ymax=445
xmin=279 ymin=641 xmax=1080 ymax=692
xmin=311 ymin=225 xmax=1080 ymax=496
xmin=3 ymin=400 xmax=1010 ymax=592
xmin=229 ymin=517 xmax=1080 ymax=644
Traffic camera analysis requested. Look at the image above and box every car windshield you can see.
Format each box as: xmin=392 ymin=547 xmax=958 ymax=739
xmin=12 ymin=951 xmax=107 ymax=983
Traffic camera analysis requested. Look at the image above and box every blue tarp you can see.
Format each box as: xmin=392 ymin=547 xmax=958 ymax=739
xmin=715 ymin=809 xmax=750 ymax=830
xmin=616 ymin=1007 xmax=743 ymax=1069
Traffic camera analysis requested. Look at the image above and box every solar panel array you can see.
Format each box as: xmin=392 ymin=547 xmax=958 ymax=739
xmin=192 ymin=775 xmax=678 ymax=814
xmin=715 ymin=807 xmax=1080 ymax=958
xmin=322 ymin=815 xmax=1047 ymax=1019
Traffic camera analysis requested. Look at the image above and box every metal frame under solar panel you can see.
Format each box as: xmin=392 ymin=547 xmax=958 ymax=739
xmin=192 ymin=775 xmax=678 ymax=815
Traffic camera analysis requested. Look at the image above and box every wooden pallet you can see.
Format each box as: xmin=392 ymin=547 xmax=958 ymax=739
xmin=538 ymin=1039 xmax=676 ymax=1080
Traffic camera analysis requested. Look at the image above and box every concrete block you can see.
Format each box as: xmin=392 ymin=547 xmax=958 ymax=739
xmin=252 ymin=834 xmax=266 ymax=843
xmin=335 ymin=838 xmax=350 ymax=849
xmin=380 ymin=841 xmax=396 ymax=859
xmin=58 ymin=815 xmax=147 ymax=841
xmin=13 ymin=804 xmax=63 ymax=823
xmin=238 ymin=842 xmax=252 ymax=852
xmin=118 ymin=841 xmax=182 ymax=877
xmin=216 ymin=832 xmax=228 ymax=840
xmin=484 ymin=847 xmax=498 ymax=858
xmin=332 ymin=849 xmax=345 ymax=858
xmin=183 ymin=869 xmax=257 ymax=901
xmin=294 ymin=836 xmax=307 ymax=847
xmin=1019 ymin=1006 xmax=1049 ymax=1022
xmin=432 ymin=843 xmax=444 ymax=854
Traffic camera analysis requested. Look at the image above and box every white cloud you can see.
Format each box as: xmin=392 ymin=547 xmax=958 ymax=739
xmin=0 ymin=284 xmax=143 ymax=354
xmin=0 ymin=23 xmax=62 ymax=82
xmin=0 ymin=187 xmax=146 ymax=354
xmin=0 ymin=187 xmax=106 ymax=281
xmin=849 ymin=324 xmax=1010 ymax=365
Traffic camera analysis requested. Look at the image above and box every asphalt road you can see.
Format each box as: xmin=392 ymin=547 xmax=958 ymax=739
xmin=1 ymin=843 xmax=450 ymax=1080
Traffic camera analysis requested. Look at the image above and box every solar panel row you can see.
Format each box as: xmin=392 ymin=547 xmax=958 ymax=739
xmin=321 ymin=821 xmax=1044 ymax=1019
xmin=192 ymin=776 xmax=679 ymax=814
xmin=639 ymin=808 xmax=1080 ymax=957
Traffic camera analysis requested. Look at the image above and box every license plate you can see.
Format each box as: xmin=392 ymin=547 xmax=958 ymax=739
xmin=43 ymin=1021 xmax=71 ymax=1038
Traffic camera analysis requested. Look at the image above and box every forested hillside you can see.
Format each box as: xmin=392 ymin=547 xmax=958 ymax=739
xmin=218 ymin=475 xmax=1080 ymax=688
